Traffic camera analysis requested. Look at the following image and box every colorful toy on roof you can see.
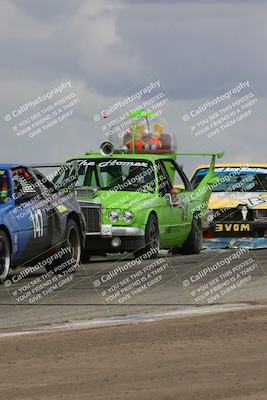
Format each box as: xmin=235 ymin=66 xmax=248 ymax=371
xmin=125 ymin=124 xmax=146 ymax=151
xmin=144 ymin=123 xmax=164 ymax=150
xmin=123 ymin=122 xmax=176 ymax=154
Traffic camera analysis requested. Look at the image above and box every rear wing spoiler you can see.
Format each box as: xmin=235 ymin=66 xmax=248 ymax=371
xmin=174 ymin=153 xmax=224 ymax=206
xmin=175 ymin=152 xmax=224 ymax=172
xmin=175 ymin=152 xmax=224 ymax=158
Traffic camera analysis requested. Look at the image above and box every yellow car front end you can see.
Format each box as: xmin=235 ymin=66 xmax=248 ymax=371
xmin=191 ymin=163 xmax=267 ymax=239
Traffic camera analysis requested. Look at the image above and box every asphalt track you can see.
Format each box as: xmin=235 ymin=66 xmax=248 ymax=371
xmin=0 ymin=248 xmax=267 ymax=333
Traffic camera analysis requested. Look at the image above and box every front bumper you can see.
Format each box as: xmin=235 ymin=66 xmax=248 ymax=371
xmin=84 ymin=225 xmax=145 ymax=254
xmin=205 ymin=221 xmax=267 ymax=237
xmin=85 ymin=225 xmax=145 ymax=237
xmin=103 ymin=225 xmax=144 ymax=237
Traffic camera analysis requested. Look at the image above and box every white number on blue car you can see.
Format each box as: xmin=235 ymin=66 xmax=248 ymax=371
xmin=30 ymin=209 xmax=44 ymax=238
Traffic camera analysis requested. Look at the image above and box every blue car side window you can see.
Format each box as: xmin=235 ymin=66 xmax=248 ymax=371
xmin=12 ymin=168 xmax=39 ymax=204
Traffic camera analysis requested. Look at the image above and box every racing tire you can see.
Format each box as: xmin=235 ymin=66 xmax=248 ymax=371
xmin=66 ymin=219 xmax=82 ymax=263
xmin=0 ymin=230 xmax=11 ymax=282
xmin=134 ymin=214 xmax=159 ymax=259
xmin=180 ymin=214 xmax=202 ymax=255
xmin=45 ymin=219 xmax=82 ymax=273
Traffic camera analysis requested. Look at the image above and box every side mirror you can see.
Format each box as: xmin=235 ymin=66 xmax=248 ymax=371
xmin=76 ymin=186 xmax=99 ymax=199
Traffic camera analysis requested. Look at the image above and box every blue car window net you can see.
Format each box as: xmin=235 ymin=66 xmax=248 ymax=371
xmin=0 ymin=170 xmax=9 ymax=203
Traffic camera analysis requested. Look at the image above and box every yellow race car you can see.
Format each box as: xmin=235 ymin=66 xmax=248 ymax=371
xmin=191 ymin=163 xmax=267 ymax=239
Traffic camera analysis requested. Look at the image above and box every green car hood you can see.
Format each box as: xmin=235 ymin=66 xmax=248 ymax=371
xmin=84 ymin=190 xmax=158 ymax=211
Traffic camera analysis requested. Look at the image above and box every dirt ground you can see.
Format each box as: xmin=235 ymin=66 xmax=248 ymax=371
xmin=1 ymin=308 xmax=267 ymax=400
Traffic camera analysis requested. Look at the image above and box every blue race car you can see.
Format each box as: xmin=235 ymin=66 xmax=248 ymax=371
xmin=0 ymin=163 xmax=86 ymax=281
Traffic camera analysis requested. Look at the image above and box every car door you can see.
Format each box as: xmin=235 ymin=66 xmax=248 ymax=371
xmin=31 ymin=169 xmax=72 ymax=248
xmin=12 ymin=167 xmax=49 ymax=260
xmin=157 ymin=159 xmax=192 ymax=246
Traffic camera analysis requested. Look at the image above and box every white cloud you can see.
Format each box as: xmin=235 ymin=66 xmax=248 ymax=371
xmin=0 ymin=0 xmax=54 ymax=40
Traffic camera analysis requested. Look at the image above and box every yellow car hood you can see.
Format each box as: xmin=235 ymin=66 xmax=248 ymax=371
xmin=209 ymin=192 xmax=267 ymax=209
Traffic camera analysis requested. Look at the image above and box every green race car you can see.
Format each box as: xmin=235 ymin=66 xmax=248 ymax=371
xmin=66 ymin=140 xmax=223 ymax=260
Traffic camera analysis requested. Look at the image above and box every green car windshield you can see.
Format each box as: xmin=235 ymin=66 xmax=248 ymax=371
xmin=76 ymin=158 xmax=156 ymax=192
xmin=192 ymin=167 xmax=267 ymax=192
xmin=0 ymin=170 xmax=9 ymax=204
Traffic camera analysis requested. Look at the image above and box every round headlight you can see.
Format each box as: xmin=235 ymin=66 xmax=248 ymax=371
xmin=123 ymin=211 xmax=134 ymax=223
xmin=109 ymin=211 xmax=119 ymax=223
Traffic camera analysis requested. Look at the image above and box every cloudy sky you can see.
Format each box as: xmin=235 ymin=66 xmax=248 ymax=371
xmin=0 ymin=0 xmax=266 ymax=174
